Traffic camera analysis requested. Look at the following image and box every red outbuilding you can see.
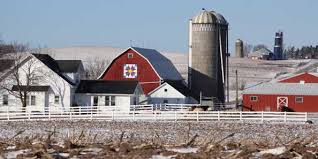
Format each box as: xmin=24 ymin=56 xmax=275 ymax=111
xmin=279 ymin=72 xmax=318 ymax=83
xmin=99 ymin=47 xmax=183 ymax=94
xmin=243 ymin=72 xmax=318 ymax=112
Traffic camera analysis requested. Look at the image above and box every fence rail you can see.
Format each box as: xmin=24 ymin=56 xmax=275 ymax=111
xmin=0 ymin=106 xmax=308 ymax=122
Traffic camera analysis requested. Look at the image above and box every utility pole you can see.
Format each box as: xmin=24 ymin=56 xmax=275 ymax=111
xmin=235 ymin=70 xmax=239 ymax=109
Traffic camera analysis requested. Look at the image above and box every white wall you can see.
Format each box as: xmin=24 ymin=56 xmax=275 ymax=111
xmin=148 ymin=83 xmax=187 ymax=104
xmin=0 ymin=55 xmax=74 ymax=111
xmin=75 ymin=94 xmax=132 ymax=112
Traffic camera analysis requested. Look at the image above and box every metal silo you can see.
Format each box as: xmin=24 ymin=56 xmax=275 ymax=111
xmin=188 ymin=9 xmax=228 ymax=104
xmin=274 ymin=31 xmax=283 ymax=60
xmin=235 ymin=39 xmax=244 ymax=58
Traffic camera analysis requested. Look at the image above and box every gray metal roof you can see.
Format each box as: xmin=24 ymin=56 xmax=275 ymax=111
xmin=248 ymin=48 xmax=272 ymax=57
xmin=131 ymin=47 xmax=183 ymax=80
xmin=243 ymin=82 xmax=318 ymax=95
xmin=211 ymin=11 xmax=228 ymax=25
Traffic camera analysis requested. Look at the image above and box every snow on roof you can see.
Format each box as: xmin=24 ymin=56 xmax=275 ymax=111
xmin=131 ymin=47 xmax=183 ymax=80
xmin=243 ymin=82 xmax=318 ymax=96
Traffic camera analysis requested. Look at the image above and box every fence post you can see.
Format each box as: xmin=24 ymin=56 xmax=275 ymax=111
xmin=305 ymin=112 xmax=308 ymax=121
xmin=196 ymin=111 xmax=199 ymax=122
xmin=240 ymin=111 xmax=242 ymax=121
xmin=28 ymin=111 xmax=31 ymax=120
xmin=217 ymin=111 xmax=220 ymax=121
xmin=7 ymin=106 xmax=9 ymax=121
xmin=79 ymin=106 xmax=81 ymax=115
xmin=90 ymin=106 xmax=93 ymax=120
xmin=154 ymin=111 xmax=157 ymax=121
xmin=70 ymin=108 xmax=72 ymax=120
xmin=112 ymin=110 xmax=114 ymax=121
xmin=133 ymin=109 xmax=135 ymax=121
xmin=48 ymin=106 xmax=51 ymax=120
xmin=174 ymin=111 xmax=177 ymax=122
xmin=284 ymin=112 xmax=287 ymax=123
xmin=261 ymin=111 xmax=264 ymax=123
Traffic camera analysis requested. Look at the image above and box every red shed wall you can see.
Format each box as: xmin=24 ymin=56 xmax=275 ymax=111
xmin=243 ymin=94 xmax=318 ymax=112
xmin=279 ymin=73 xmax=318 ymax=83
xmin=101 ymin=49 xmax=160 ymax=94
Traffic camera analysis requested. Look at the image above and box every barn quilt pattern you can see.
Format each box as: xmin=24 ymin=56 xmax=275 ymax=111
xmin=124 ymin=64 xmax=137 ymax=78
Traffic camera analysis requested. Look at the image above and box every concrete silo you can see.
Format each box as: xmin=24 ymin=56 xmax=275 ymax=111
xmin=235 ymin=39 xmax=244 ymax=58
xmin=188 ymin=9 xmax=228 ymax=104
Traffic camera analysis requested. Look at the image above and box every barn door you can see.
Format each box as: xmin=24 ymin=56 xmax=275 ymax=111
xmin=277 ymin=97 xmax=288 ymax=110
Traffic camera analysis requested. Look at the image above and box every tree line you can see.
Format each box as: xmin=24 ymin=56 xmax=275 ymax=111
xmin=284 ymin=45 xmax=318 ymax=59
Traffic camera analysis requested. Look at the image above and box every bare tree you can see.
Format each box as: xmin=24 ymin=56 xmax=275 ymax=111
xmin=243 ymin=43 xmax=253 ymax=57
xmin=0 ymin=43 xmax=43 ymax=109
xmin=84 ymin=57 xmax=110 ymax=79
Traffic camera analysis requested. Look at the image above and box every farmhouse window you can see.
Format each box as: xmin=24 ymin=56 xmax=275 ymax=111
xmin=54 ymin=96 xmax=60 ymax=104
xmin=128 ymin=53 xmax=133 ymax=58
xmin=105 ymin=96 xmax=110 ymax=106
xmin=31 ymin=96 xmax=36 ymax=105
xmin=295 ymin=97 xmax=303 ymax=103
xmin=163 ymin=99 xmax=168 ymax=103
xmin=93 ymin=96 xmax=98 ymax=106
xmin=105 ymin=96 xmax=116 ymax=106
xmin=111 ymin=96 xmax=116 ymax=106
xmin=2 ymin=95 xmax=8 ymax=105
xmin=250 ymin=96 xmax=258 ymax=102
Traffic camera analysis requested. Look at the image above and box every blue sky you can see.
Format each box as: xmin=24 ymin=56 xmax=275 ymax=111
xmin=1 ymin=0 xmax=318 ymax=54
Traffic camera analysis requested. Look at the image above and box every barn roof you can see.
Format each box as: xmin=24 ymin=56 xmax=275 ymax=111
xmin=243 ymin=82 xmax=318 ymax=95
xmin=12 ymin=85 xmax=50 ymax=92
xmin=131 ymin=47 xmax=183 ymax=80
xmin=76 ymin=80 xmax=139 ymax=94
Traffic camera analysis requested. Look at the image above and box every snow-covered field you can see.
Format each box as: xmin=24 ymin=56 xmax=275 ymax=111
xmin=0 ymin=120 xmax=317 ymax=158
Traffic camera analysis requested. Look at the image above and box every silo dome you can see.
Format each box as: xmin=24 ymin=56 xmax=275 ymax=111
xmin=211 ymin=11 xmax=228 ymax=25
xmin=236 ymin=39 xmax=243 ymax=43
xmin=192 ymin=10 xmax=217 ymax=24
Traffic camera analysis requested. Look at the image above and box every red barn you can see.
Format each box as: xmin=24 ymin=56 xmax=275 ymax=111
xmin=99 ymin=47 xmax=183 ymax=94
xmin=243 ymin=72 xmax=318 ymax=112
xmin=243 ymin=82 xmax=318 ymax=112
xmin=279 ymin=72 xmax=318 ymax=83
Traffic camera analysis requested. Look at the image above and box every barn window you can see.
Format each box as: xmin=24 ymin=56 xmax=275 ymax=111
xmin=164 ymin=89 xmax=168 ymax=92
xmin=54 ymin=96 xmax=60 ymax=104
xmin=250 ymin=96 xmax=258 ymax=102
xmin=128 ymin=53 xmax=133 ymax=58
xmin=2 ymin=95 xmax=8 ymax=106
xmin=31 ymin=96 xmax=36 ymax=106
xmin=295 ymin=97 xmax=303 ymax=103
xmin=93 ymin=96 xmax=98 ymax=106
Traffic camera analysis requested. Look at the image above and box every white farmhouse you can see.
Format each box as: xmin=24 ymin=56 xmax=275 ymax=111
xmin=148 ymin=81 xmax=197 ymax=104
xmin=75 ymin=80 xmax=145 ymax=112
xmin=0 ymin=53 xmax=84 ymax=112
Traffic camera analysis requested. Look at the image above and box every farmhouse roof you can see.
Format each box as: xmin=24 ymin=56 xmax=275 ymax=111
xmin=12 ymin=85 xmax=50 ymax=92
xmin=32 ymin=54 xmax=79 ymax=85
xmin=55 ymin=60 xmax=82 ymax=73
xmin=76 ymin=80 xmax=139 ymax=94
xmin=243 ymin=82 xmax=318 ymax=95
xmin=165 ymin=80 xmax=192 ymax=97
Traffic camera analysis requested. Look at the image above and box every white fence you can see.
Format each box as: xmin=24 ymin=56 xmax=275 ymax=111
xmin=0 ymin=105 xmax=308 ymax=122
